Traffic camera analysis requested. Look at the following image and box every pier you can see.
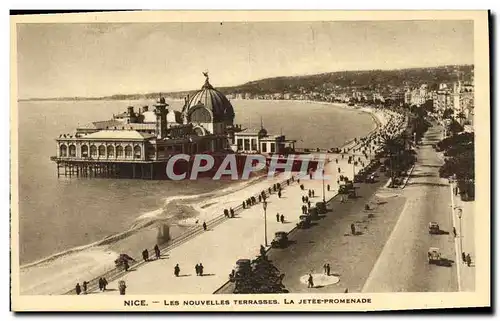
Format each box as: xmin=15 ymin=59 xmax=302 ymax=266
xmin=51 ymin=157 xmax=157 ymax=179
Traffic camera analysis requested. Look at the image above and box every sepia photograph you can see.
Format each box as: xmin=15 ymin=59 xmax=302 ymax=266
xmin=10 ymin=10 xmax=490 ymax=311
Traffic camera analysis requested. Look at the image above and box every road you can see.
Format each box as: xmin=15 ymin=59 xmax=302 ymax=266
xmin=362 ymin=124 xmax=458 ymax=292
xmin=216 ymin=169 xmax=407 ymax=294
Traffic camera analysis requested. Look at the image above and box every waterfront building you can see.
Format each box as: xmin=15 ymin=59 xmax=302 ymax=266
xmin=51 ymin=74 xmax=300 ymax=179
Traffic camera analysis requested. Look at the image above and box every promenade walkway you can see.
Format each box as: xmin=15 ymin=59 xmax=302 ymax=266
xmin=451 ymin=188 xmax=475 ymax=291
xmin=91 ymin=152 xmax=375 ymax=295
xmin=88 ymin=111 xmax=405 ymax=295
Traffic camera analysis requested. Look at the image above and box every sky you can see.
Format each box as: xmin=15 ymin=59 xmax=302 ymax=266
xmin=16 ymin=20 xmax=474 ymax=99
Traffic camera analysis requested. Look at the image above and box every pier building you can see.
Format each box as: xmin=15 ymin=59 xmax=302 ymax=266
xmin=51 ymin=73 xmax=298 ymax=179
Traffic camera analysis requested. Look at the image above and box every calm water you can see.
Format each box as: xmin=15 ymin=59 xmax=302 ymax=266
xmin=17 ymin=99 xmax=375 ymax=265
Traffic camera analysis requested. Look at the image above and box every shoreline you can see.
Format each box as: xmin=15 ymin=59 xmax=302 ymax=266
xmin=19 ymin=104 xmax=392 ymax=295
xmin=20 ymin=100 xmax=379 ymax=269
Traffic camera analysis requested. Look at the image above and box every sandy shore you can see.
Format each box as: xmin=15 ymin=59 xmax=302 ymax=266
xmin=19 ymin=105 xmax=398 ymax=295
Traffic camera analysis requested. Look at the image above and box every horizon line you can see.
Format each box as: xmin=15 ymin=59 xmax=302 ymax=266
xmin=19 ymin=63 xmax=474 ymax=101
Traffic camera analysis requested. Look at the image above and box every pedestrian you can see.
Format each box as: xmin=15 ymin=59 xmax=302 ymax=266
xmin=142 ymin=249 xmax=149 ymax=262
xmin=326 ymin=264 xmax=331 ymax=276
xmin=230 ymin=208 xmax=235 ymax=218
xmin=280 ymin=214 xmax=285 ymax=224
xmin=278 ymin=190 xmax=282 ymax=198
xmin=302 ymin=196 xmax=305 ymax=203
xmin=300 ymin=184 xmax=304 ymax=190
xmin=242 ymin=201 xmax=245 ymax=209
xmin=323 ymin=264 xmax=327 ymax=275
xmin=307 ymin=201 xmax=311 ymax=209
xmin=344 ymin=288 xmax=349 ymax=293
xmin=98 ymin=278 xmax=104 ymax=292
xmin=453 ymin=227 xmax=457 ymax=238
xmin=195 ymin=264 xmax=200 ymax=276
xmin=327 ymin=184 xmax=330 ymax=191
xmin=308 ymin=190 xmax=311 ymax=198
xmin=297 ymin=178 xmax=300 ymax=184
xmin=119 ymin=280 xmax=126 ymax=295
xmin=174 ymin=264 xmax=180 ymax=277
xmin=276 ymin=213 xmax=280 ymax=222
xmin=338 ymin=167 xmax=341 ymax=173
xmin=82 ymin=281 xmax=88 ymax=294
xmin=307 ymin=274 xmax=314 ymax=288
xmin=75 ymin=283 xmax=81 ymax=295
xmin=260 ymin=245 xmax=266 ymax=258
xmin=336 ymin=159 xmax=338 ymax=164
xmin=312 ymin=190 xmax=315 ymax=197
xmin=351 ymin=223 xmax=356 ymax=235
xmin=124 ymin=260 xmax=129 ymax=272
xmin=154 ymin=244 xmax=161 ymax=259
xmin=102 ymin=277 xmax=108 ymax=291
xmin=199 ymin=263 xmax=204 ymax=276
xmin=466 ymin=254 xmax=472 ymax=267
xmin=462 ymin=252 xmax=466 ymax=264
xmin=203 ymin=222 xmax=207 ymax=231
xmin=224 ymin=209 xmax=229 ymax=217
xmin=258 ymin=195 xmax=262 ymax=202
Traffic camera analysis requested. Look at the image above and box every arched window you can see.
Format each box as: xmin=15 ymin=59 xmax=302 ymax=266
xmin=134 ymin=145 xmax=142 ymax=159
xmin=188 ymin=107 xmax=212 ymax=123
xmin=124 ymin=145 xmax=132 ymax=158
xmin=59 ymin=145 xmax=68 ymax=157
xmin=116 ymin=146 xmax=124 ymax=157
xmin=90 ymin=145 xmax=97 ymax=157
xmin=98 ymin=145 xmax=106 ymax=157
xmin=81 ymin=145 xmax=89 ymax=157
xmin=107 ymin=145 xmax=114 ymax=158
xmin=69 ymin=144 xmax=76 ymax=157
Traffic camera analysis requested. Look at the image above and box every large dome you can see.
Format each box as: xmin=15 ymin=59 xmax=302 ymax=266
xmin=185 ymin=75 xmax=235 ymax=123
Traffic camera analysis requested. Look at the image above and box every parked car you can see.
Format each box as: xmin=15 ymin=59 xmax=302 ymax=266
xmin=271 ymin=231 xmax=288 ymax=248
xmin=427 ymin=247 xmax=441 ymax=264
xmin=297 ymin=215 xmax=311 ymax=229
xmin=428 ymin=222 xmax=440 ymax=234
xmin=316 ymin=202 xmax=327 ymax=214
xmin=234 ymin=259 xmax=252 ymax=278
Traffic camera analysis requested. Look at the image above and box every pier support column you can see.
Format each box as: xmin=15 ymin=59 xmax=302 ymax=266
xmin=156 ymin=224 xmax=171 ymax=244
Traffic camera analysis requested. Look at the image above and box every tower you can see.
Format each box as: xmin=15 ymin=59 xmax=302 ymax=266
xmin=155 ymin=95 xmax=169 ymax=139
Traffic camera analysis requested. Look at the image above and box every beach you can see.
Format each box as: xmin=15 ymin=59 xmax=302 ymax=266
xmin=18 ymin=100 xmax=389 ymax=295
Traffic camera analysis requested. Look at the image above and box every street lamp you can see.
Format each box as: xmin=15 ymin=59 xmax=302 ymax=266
xmin=457 ymin=207 xmax=463 ymax=258
xmin=263 ymin=201 xmax=268 ymax=247
xmin=322 ymin=169 xmax=326 ymax=203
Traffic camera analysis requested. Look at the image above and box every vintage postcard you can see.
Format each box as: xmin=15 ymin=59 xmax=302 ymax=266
xmin=10 ymin=10 xmax=490 ymax=311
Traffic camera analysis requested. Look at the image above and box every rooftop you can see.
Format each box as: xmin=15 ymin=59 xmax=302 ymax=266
xmin=81 ymin=130 xmax=155 ymax=140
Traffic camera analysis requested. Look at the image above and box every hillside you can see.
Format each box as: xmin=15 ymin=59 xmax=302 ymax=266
xmin=20 ymin=65 xmax=473 ymax=101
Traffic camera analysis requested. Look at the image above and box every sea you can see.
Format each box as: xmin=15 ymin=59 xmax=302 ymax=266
xmin=17 ymin=99 xmax=376 ymax=266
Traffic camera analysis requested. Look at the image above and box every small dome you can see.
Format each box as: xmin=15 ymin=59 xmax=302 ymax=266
xmin=258 ymin=127 xmax=268 ymax=138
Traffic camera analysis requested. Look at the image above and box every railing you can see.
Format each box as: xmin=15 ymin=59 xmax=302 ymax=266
xmin=63 ymin=172 xmax=300 ymax=295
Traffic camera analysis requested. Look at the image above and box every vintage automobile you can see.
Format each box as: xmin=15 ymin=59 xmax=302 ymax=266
xmin=308 ymin=207 xmax=319 ymax=220
xmin=234 ymin=259 xmax=252 ymax=278
xmin=297 ymin=215 xmax=311 ymax=229
xmin=365 ymin=174 xmax=376 ymax=183
xmin=427 ymin=247 xmax=441 ymax=264
xmin=428 ymin=222 xmax=440 ymax=234
xmin=339 ymin=181 xmax=354 ymax=194
xmin=316 ymin=202 xmax=327 ymax=214
xmin=271 ymin=231 xmax=289 ymax=248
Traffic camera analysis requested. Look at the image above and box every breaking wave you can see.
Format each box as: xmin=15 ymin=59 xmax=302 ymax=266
xmin=21 ymin=174 xmax=266 ymax=270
